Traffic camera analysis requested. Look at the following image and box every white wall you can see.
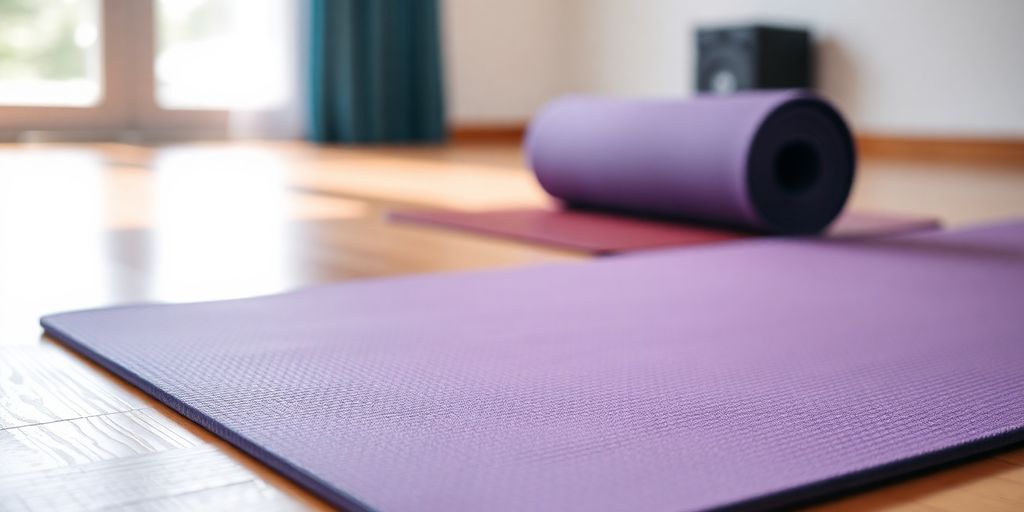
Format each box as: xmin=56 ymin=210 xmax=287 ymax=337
xmin=441 ymin=0 xmax=576 ymax=124
xmin=443 ymin=0 xmax=1024 ymax=138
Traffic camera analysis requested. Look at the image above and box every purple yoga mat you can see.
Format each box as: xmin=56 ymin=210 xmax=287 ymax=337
xmin=527 ymin=91 xmax=855 ymax=234
xmin=42 ymin=220 xmax=1024 ymax=511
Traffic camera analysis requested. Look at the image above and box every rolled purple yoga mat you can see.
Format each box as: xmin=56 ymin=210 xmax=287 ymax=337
xmin=526 ymin=90 xmax=856 ymax=234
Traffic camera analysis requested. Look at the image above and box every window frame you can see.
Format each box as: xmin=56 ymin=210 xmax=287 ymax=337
xmin=0 ymin=0 xmax=301 ymax=141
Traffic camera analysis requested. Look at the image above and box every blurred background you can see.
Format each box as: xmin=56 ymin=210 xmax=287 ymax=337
xmin=446 ymin=0 xmax=1024 ymax=140
xmin=0 ymin=0 xmax=1021 ymax=143
xmin=0 ymin=0 xmax=302 ymax=140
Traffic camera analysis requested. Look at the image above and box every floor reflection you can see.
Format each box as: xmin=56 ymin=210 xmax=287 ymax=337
xmin=0 ymin=149 xmax=120 ymax=345
xmin=149 ymin=147 xmax=298 ymax=301
xmin=0 ymin=146 xmax=372 ymax=345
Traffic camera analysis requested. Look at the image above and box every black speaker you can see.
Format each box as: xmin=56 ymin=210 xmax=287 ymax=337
xmin=696 ymin=24 xmax=813 ymax=94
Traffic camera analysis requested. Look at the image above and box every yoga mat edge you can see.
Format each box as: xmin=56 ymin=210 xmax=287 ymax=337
xmin=40 ymin=321 xmax=377 ymax=512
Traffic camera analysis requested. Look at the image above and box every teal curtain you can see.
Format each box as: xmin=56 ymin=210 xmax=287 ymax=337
xmin=308 ymin=0 xmax=446 ymax=143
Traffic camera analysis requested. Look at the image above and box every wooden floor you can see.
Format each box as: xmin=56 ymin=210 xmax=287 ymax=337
xmin=1 ymin=141 xmax=1023 ymax=511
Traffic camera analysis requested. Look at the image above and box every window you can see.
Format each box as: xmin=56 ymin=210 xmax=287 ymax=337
xmin=0 ymin=0 xmax=102 ymax=107
xmin=0 ymin=0 xmax=299 ymax=139
xmin=156 ymin=0 xmax=290 ymax=111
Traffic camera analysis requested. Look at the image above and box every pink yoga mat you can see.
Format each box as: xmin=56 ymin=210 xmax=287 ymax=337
xmin=392 ymin=208 xmax=941 ymax=254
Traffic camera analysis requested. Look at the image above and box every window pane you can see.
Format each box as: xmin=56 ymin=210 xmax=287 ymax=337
xmin=0 ymin=0 xmax=102 ymax=106
xmin=155 ymin=0 xmax=289 ymax=110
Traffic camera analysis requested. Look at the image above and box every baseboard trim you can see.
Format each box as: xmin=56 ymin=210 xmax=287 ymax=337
xmin=449 ymin=124 xmax=525 ymax=143
xmin=449 ymin=123 xmax=1024 ymax=161
xmin=856 ymin=135 xmax=1024 ymax=161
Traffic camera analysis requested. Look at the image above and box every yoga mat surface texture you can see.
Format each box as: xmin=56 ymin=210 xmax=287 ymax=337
xmin=526 ymin=91 xmax=855 ymax=234
xmin=43 ymin=221 xmax=1024 ymax=512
